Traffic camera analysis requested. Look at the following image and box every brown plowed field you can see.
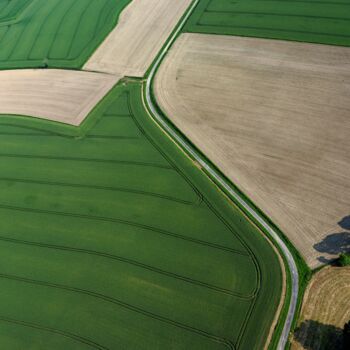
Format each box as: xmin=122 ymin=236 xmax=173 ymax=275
xmin=154 ymin=33 xmax=350 ymax=268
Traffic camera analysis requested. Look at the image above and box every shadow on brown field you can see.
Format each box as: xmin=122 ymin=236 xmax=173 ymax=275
xmin=338 ymin=216 xmax=350 ymax=231
xmin=294 ymin=320 xmax=343 ymax=350
xmin=314 ymin=216 xmax=350 ymax=264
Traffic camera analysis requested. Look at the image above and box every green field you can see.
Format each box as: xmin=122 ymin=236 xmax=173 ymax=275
xmin=185 ymin=0 xmax=350 ymax=46
xmin=0 ymin=81 xmax=283 ymax=349
xmin=0 ymin=0 xmax=131 ymax=69
xmin=0 ymin=0 xmax=285 ymax=348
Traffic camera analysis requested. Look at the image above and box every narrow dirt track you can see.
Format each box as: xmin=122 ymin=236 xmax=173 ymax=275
xmin=0 ymin=69 xmax=119 ymax=125
xmin=84 ymin=0 xmax=192 ymax=77
xmin=154 ymin=33 xmax=350 ymax=268
xmin=292 ymin=266 xmax=350 ymax=349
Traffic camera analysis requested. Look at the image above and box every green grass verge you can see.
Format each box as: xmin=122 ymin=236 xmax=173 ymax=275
xmin=184 ymin=0 xmax=350 ymax=46
xmin=0 ymin=81 xmax=283 ymax=349
xmin=0 ymin=0 xmax=131 ymax=70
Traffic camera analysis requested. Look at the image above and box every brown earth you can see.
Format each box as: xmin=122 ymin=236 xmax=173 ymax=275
xmin=154 ymin=33 xmax=350 ymax=268
xmin=84 ymin=0 xmax=192 ymax=77
xmin=0 ymin=69 xmax=119 ymax=125
xmin=292 ymin=266 xmax=350 ymax=349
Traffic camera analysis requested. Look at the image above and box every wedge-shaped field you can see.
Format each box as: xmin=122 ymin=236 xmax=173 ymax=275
xmin=292 ymin=266 xmax=350 ymax=349
xmin=0 ymin=69 xmax=118 ymax=125
xmin=84 ymin=0 xmax=193 ymax=77
xmin=185 ymin=0 xmax=350 ymax=46
xmin=154 ymin=33 xmax=350 ymax=268
xmin=0 ymin=82 xmax=282 ymax=350
xmin=0 ymin=0 xmax=131 ymax=69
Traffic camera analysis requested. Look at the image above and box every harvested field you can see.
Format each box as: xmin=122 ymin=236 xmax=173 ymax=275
xmin=154 ymin=33 xmax=350 ymax=268
xmin=84 ymin=0 xmax=192 ymax=77
xmin=0 ymin=69 xmax=118 ymax=125
xmin=0 ymin=82 xmax=283 ymax=349
xmin=292 ymin=266 xmax=350 ymax=349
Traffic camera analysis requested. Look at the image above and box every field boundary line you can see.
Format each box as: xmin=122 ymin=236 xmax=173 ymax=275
xmin=142 ymin=0 xmax=299 ymax=348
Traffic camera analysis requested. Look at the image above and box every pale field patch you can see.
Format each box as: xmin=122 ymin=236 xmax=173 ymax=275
xmin=154 ymin=33 xmax=350 ymax=267
xmin=0 ymin=69 xmax=119 ymax=125
xmin=84 ymin=0 xmax=192 ymax=77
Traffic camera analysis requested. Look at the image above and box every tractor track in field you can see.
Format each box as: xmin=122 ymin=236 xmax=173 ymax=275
xmin=0 ymin=316 xmax=108 ymax=350
xmin=143 ymin=0 xmax=299 ymax=348
xmin=0 ymin=234 xmax=253 ymax=299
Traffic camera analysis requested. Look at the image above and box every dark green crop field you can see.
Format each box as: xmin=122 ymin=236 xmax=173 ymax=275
xmin=0 ymin=81 xmax=283 ymax=349
xmin=0 ymin=0 xmax=131 ymax=69
xmin=185 ymin=0 xmax=350 ymax=46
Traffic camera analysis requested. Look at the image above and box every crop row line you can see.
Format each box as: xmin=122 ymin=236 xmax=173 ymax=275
xmin=204 ymin=9 xmax=350 ymax=21
xmin=0 ymin=133 xmax=140 ymax=140
xmin=0 ymin=177 xmax=195 ymax=205
xmin=195 ymin=18 xmax=350 ymax=38
xmin=0 ymin=234 xmax=254 ymax=299
xmin=0 ymin=316 xmax=108 ymax=350
xmin=0 ymin=203 xmax=250 ymax=256
xmin=0 ymin=153 xmax=173 ymax=169
xmin=257 ymin=0 xmax=350 ymax=5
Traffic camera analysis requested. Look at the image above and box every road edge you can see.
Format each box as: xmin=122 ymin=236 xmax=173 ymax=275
xmin=142 ymin=1 xmax=299 ymax=349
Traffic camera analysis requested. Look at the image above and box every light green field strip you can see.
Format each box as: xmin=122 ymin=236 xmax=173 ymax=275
xmin=185 ymin=0 xmax=350 ymax=46
xmin=0 ymin=0 xmax=131 ymax=69
xmin=0 ymin=82 xmax=282 ymax=349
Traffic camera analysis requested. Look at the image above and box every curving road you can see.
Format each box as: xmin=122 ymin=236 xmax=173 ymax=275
xmin=143 ymin=0 xmax=299 ymax=349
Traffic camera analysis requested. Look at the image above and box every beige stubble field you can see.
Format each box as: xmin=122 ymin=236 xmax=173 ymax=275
xmin=0 ymin=69 xmax=119 ymax=125
xmin=84 ymin=0 xmax=193 ymax=77
xmin=154 ymin=33 xmax=350 ymax=268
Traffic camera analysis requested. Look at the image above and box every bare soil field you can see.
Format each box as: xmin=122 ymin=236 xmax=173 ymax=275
xmin=84 ymin=0 xmax=192 ymax=77
xmin=292 ymin=266 xmax=350 ymax=349
xmin=154 ymin=33 xmax=350 ymax=268
xmin=0 ymin=69 xmax=119 ymax=125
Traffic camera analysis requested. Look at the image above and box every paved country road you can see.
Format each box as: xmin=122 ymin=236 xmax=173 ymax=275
xmin=143 ymin=0 xmax=299 ymax=348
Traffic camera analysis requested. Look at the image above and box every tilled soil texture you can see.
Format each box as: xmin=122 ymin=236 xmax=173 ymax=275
xmin=0 ymin=69 xmax=118 ymax=125
xmin=84 ymin=0 xmax=193 ymax=77
xmin=154 ymin=33 xmax=350 ymax=268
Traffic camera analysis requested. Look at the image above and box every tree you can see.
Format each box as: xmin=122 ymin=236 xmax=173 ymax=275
xmin=338 ymin=253 xmax=350 ymax=266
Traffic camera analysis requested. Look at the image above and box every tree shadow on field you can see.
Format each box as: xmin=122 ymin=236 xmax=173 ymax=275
xmin=294 ymin=320 xmax=343 ymax=350
xmin=314 ymin=216 xmax=350 ymax=264
xmin=338 ymin=216 xmax=350 ymax=231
